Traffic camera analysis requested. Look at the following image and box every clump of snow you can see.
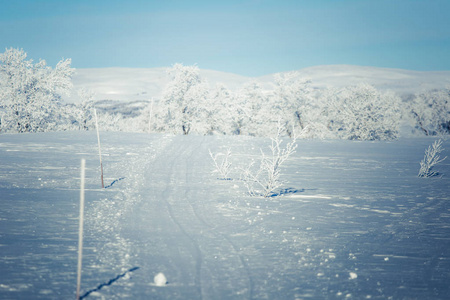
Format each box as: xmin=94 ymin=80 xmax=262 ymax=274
xmin=153 ymin=272 xmax=168 ymax=286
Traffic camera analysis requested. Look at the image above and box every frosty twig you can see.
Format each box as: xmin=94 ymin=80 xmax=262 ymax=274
xmin=418 ymin=139 xmax=447 ymax=178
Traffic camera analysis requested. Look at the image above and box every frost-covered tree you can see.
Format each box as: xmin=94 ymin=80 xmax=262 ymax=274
xmin=327 ymin=84 xmax=401 ymax=140
xmin=207 ymin=84 xmax=236 ymax=135
xmin=409 ymin=89 xmax=450 ymax=136
xmin=0 ymin=48 xmax=74 ymax=133
xmin=184 ymin=81 xmax=211 ymax=134
xmin=70 ymin=88 xmax=95 ymax=130
xmin=271 ymin=72 xmax=314 ymax=136
xmin=158 ymin=63 xmax=207 ymax=135
xmin=295 ymin=87 xmax=335 ymax=139
xmin=236 ymin=81 xmax=272 ymax=136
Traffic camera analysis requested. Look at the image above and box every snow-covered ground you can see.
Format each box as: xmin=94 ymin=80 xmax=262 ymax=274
xmin=1 ymin=132 xmax=450 ymax=299
xmin=65 ymin=65 xmax=450 ymax=103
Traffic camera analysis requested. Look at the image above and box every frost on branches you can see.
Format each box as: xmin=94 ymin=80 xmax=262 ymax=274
xmin=1 ymin=54 xmax=448 ymax=140
xmin=418 ymin=139 xmax=447 ymax=178
xmin=0 ymin=48 xmax=74 ymax=133
xmin=409 ymin=89 xmax=450 ymax=136
xmin=241 ymin=123 xmax=298 ymax=197
xmin=209 ymin=148 xmax=232 ymax=180
xmin=157 ymin=63 xmax=208 ymax=135
xmin=327 ymin=84 xmax=402 ymax=141
xmin=271 ymin=72 xmax=314 ymax=137
xmin=151 ymin=66 xmax=407 ymax=140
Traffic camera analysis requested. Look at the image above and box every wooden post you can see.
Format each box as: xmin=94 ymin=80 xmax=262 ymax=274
xmin=76 ymin=159 xmax=86 ymax=300
xmin=148 ymin=99 xmax=154 ymax=133
xmin=94 ymin=108 xmax=104 ymax=188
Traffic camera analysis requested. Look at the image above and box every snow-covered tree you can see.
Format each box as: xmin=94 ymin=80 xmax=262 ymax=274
xmin=271 ymin=72 xmax=314 ymax=136
xmin=327 ymin=84 xmax=401 ymax=140
xmin=69 ymin=88 xmax=95 ymax=131
xmin=236 ymin=81 xmax=273 ymax=136
xmin=158 ymin=63 xmax=206 ymax=135
xmin=409 ymin=88 xmax=450 ymax=136
xmin=183 ymin=80 xmax=210 ymax=134
xmin=208 ymin=84 xmax=237 ymax=135
xmin=0 ymin=48 xmax=74 ymax=133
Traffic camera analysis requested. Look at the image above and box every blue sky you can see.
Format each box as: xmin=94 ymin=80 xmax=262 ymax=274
xmin=1 ymin=0 xmax=449 ymax=76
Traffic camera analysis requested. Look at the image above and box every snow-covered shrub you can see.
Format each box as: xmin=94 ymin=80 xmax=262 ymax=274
xmin=409 ymin=89 xmax=450 ymax=136
xmin=241 ymin=123 xmax=297 ymax=197
xmin=209 ymin=148 xmax=232 ymax=179
xmin=418 ymin=139 xmax=447 ymax=178
xmin=327 ymin=84 xmax=401 ymax=140
xmin=0 ymin=48 xmax=74 ymax=133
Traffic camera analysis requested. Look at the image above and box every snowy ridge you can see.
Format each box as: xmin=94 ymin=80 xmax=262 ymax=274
xmin=65 ymin=65 xmax=450 ymax=103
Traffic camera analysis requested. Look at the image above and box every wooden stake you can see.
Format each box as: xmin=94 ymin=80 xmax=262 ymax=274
xmin=94 ymin=108 xmax=104 ymax=188
xmin=76 ymin=159 xmax=86 ymax=300
xmin=148 ymin=99 xmax=154 ymax=133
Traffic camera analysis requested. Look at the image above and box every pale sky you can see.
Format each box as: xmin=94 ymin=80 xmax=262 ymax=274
xmin=1 ymin=0 xmax=449 ymax=76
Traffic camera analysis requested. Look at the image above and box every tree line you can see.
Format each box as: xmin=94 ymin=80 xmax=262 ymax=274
xmin=1 ymin=48 xmax=449 ymax=139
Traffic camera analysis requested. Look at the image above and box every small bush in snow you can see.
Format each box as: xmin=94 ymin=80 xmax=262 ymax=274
xmin=209 ymin=148 xmax=232 ymax=179
xmin=418 ymin=139 xmax=447 ymax=178
xmin=241 ymin=123 xmax=297 ymax=197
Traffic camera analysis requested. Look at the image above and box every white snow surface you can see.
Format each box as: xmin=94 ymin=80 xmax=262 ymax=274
xmin=1 ymin=132 xmax=450 ymax=299
xmin=65 ymin=65 xmax=450 ymax=102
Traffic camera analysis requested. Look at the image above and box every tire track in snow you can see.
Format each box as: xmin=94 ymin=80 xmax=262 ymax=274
xmin=151 ymin=136 xmax=254 ymax=299
xmin=181 ymin=138 xmax=254 ymax=299
xmin=110 ymin=135 xmax=206 ymax=298
xmin=153 ymin=138 xmax=205 ymax=298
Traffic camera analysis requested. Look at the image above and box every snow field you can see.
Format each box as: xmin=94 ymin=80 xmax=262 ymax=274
xmin=0 ymin=132 xmax=449 ymax=299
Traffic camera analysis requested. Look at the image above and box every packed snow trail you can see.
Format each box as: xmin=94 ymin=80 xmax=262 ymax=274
xmin=113 ymin=135 xmax=254 ymax=299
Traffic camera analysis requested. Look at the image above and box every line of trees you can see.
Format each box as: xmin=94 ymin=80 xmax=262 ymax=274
xmin=151 ymin=63 xmax=447 ymax=140
xmin=1 ymin=49 xmax=449 ymax=139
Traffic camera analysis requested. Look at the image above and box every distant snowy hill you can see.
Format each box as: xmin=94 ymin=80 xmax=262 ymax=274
xmin=64 ymin=65 xmax=450 ymax=103
xmin=65 ymin=67 xmax=249 ymax=103
xmin=291 ymin=65 xmax=450 ymax=96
